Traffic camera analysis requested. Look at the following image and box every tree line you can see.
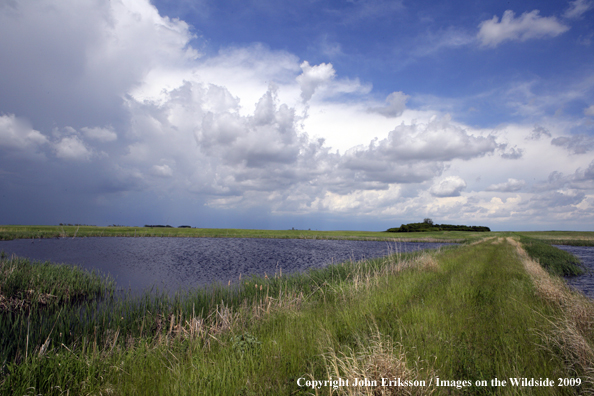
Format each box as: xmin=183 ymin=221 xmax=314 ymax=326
xmin=387 ymin=218 xmax=490 ymax=233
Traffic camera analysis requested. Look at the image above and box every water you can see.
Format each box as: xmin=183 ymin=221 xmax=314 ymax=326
xmin=0 ymin=237 xmax=452 ymax=294
xmin=554 ymin=245 xmax=594 ymax=298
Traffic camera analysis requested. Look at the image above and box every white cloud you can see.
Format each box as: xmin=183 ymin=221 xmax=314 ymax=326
xmin=53 ymin=135 xmax=92 ymax=161
xmin=564 ymin=0 xmax=593 ymax=19
xmin=81 ymin=126 xmax=117 ymax=142
xmin=477 ymin=10 xmax=569 ymax=47
xmin=486 ymin=178 xmax=526 ymax=192
xmin=152 ymin=164 xmax=173 ymax=177
xmin=585 ymin=105 xmax=594 ymax=116
xmin=0 ymin=114 xmax=47 ymax=150
xmin=430 ymin=176 xmax=467 ymax=197
xmin=296 ymin=61 xmax=336 ymax=102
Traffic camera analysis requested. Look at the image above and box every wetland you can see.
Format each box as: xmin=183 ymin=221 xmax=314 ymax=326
xmin=0 ymin=237 xmax=453 ymax=293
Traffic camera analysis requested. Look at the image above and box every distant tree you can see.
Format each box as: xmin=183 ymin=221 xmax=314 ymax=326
xmin=423 ymin=218 xmax=433 ymax=225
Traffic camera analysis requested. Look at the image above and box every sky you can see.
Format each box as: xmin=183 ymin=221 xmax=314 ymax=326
xmin=1 ymin=0 xmax=594 ymax=231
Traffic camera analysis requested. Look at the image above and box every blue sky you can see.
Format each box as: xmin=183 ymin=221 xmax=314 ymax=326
xmin=1 ymin=0 xmax=593 ymax=231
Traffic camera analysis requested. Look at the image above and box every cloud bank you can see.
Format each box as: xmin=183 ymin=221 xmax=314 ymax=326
xmin=0 ymin=0 xmax=593 ymax=231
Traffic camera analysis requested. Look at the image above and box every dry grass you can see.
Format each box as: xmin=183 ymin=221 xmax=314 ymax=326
xmin=316 ymin=327 xmax=433 ymax=396
xmin=0 ymin=290 xmax=57 ymax=312
xmin=348 ymin=252 xmax=439 ymax=294
xmin=509 ymin=237 xmax=594 ymax=393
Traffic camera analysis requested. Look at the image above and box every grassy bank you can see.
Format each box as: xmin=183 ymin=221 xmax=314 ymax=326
xmin=518 ymin=236 xmax=585 ymax=276
xmin=1 ymin=238 xmax=593 ymax=395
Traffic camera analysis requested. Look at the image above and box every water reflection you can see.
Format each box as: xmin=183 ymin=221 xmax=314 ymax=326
xmin=1 ymin=237 xmax=453 ymax=294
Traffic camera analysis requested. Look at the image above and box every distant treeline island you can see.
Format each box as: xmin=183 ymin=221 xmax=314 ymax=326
xmin=387 ymin=218 xmax=491 ymax=233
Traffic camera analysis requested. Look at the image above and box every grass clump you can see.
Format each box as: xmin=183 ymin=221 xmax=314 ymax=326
xmin=518 ymin=236 xmax=585 ymax=276
xmin=0 ymin=253 xmax=113 ymax=310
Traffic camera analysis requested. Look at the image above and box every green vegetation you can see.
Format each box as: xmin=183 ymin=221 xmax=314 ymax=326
xmin=515 ymin=231 xmax=594 ymax=246
xmin=518 ymin=236 xmax=585 ymax=276
xmin=0 ymin=224 xmax=478 ymax=242
xmin=387 ymin=218 xmax=490 ymax=233
xmin=1 ymin=238 xmax=593 ymax=395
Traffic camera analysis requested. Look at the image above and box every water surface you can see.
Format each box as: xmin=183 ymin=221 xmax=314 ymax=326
xmin=554 ymin=245 xmax=594 ymax=298
xmin=1 ymin=237 xmax=452 ymax=293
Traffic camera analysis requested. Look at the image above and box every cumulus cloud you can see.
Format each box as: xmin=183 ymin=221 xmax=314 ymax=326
xmin=152 ymin=164 xmax=173 ymax=177
xmin=352 ymin=115 xmax=500 ymax=162
xmin=501 ymin=145 xmax=523 ymax=159
xmin=53 ymin=135 xmax=92 ymax=161
xmin=477 ymin=10 xmax=569 ymax=47
xmin=296 ymin=61 xmax=336 ymax=102
xmin=368 ymin=91 xmax=409 ymax=118
xmin=564 ymin=0 xmax=593 ymax=19
xmin=0 ymin=0 xmax=198 ymax=130
xmin=430 ymin=176 xmax=467 ymax=197
xmin=527 ymin=125 xmax=552 ymax=140
xmin=1 ymin=0 xmax=593 ymax=230
xmin=0 ymin=114 xmax=47 ymax=150
xmin=551 ymin=134 xmax=594 ymax=154
xmin=486 ymin=178 xmax=526 ymax=192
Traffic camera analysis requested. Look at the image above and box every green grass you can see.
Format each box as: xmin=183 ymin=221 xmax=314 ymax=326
xmin=515 ymin=231 xmax=594 ymax=246
xmin=0 ymin=224 xmax=486 ymax=242
xmin=518 ymin=236 xmax=585 ymax=276
xmin=2 ymin=238 xmax=593 ymax=395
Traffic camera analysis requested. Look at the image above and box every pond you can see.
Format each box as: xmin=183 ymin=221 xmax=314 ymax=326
xmin=554 ymin=245 xmax=594 ymax=299
xmin=0 ymin=237 xmax=453 ymax=294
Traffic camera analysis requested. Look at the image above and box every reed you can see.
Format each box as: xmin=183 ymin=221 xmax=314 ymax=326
xmin=518 ymin=236 xmax=585 ymax=276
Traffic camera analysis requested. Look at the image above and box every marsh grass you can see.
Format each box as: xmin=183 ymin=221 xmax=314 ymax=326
xmin=511 ymin=238 xmax=594 ymax=392
xmin=518 ymin=236 xmax=585 ymax=276
xmin=2 ymin=239 xmax=594 ymax=395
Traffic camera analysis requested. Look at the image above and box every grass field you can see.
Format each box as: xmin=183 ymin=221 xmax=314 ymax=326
xmin=1 ymin=225 xmax=593 ymax=246
xmin=1 ymin=236 xmax=593 ymax=395
xmin=0 ymin=224 xmax=489 ymax=243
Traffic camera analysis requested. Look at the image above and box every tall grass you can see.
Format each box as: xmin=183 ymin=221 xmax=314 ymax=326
xmin=518 ymin=236 xmax=585 ymax=276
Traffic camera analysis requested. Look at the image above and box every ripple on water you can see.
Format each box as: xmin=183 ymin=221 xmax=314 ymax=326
xmin=554 ymin=245 xmax=594 ymax=299
xmin=0 ymin=237 xmax=453 ymax=294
